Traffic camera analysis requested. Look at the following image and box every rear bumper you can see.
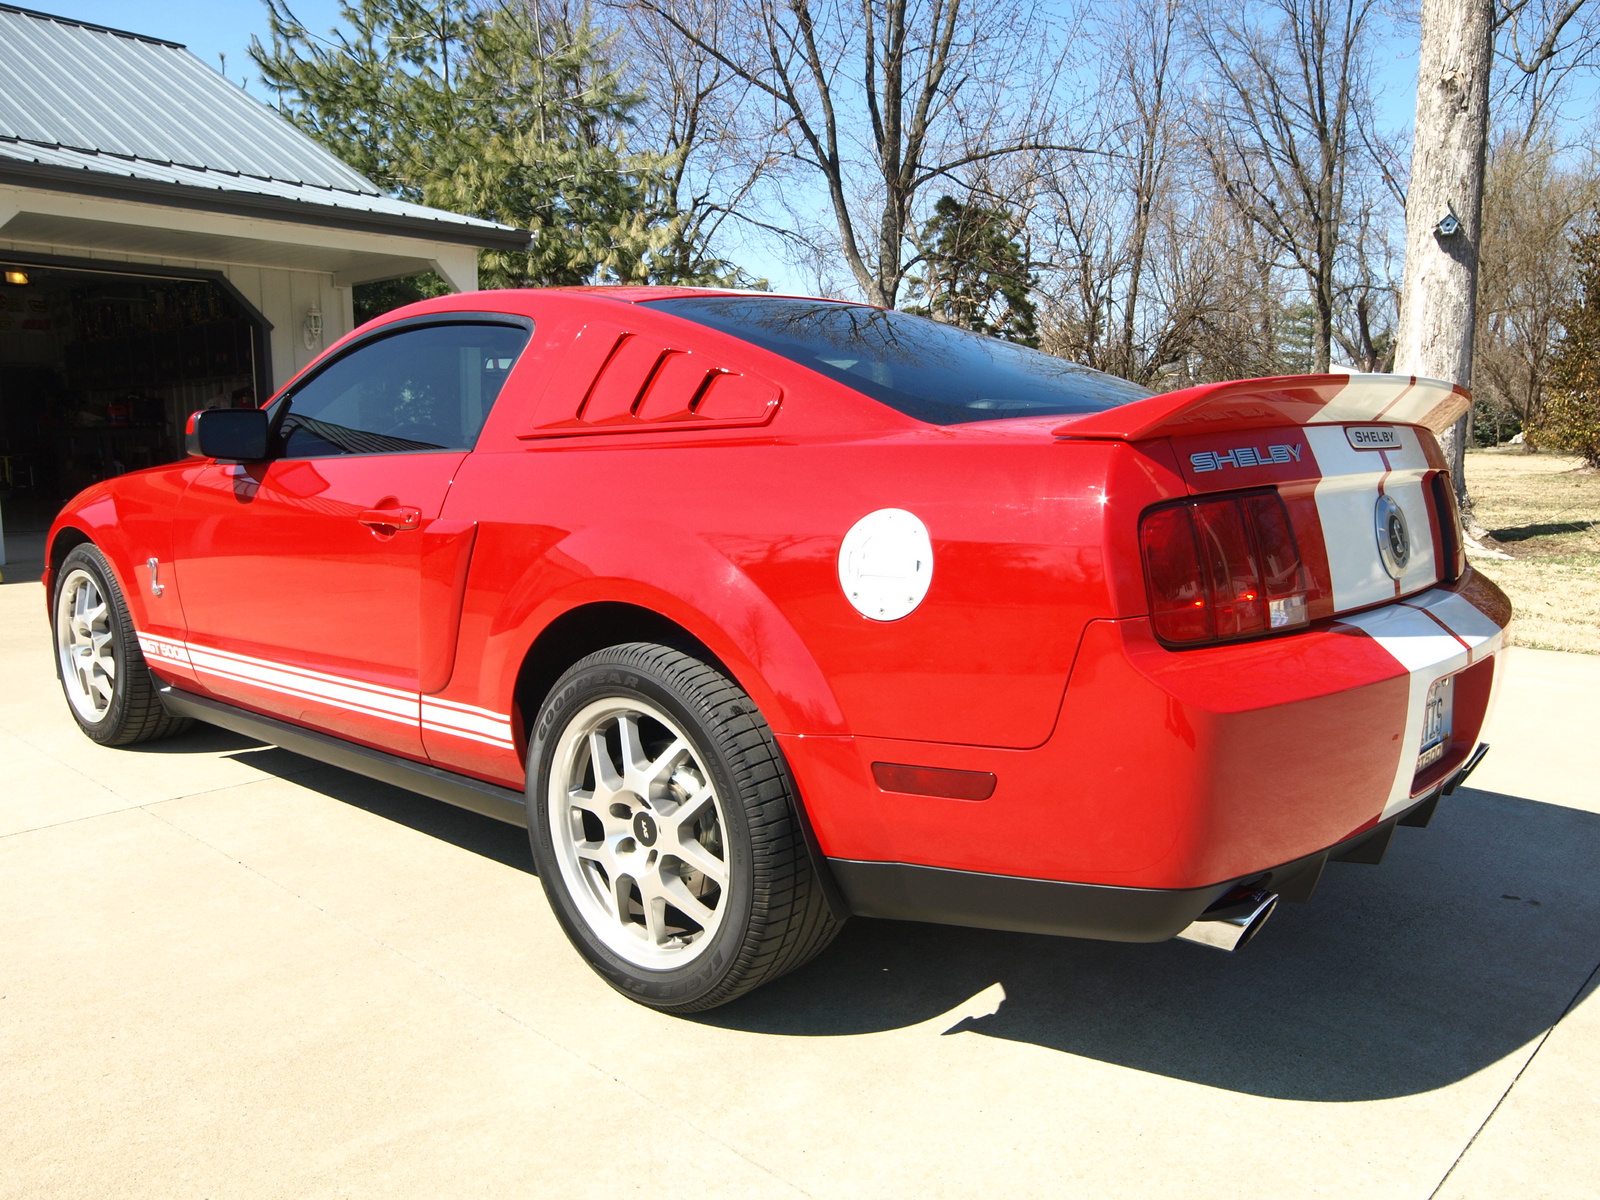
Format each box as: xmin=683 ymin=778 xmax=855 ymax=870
xmin=826 ymin=744 xmax=1489 ymax=941
xmin=785 ymin=569 xmax=1510 ymax=893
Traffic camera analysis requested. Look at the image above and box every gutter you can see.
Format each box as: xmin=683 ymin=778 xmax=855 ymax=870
xmin=0 ymin=158 xmax=532 ymax=252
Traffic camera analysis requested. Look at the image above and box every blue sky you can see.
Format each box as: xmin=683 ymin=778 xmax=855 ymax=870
xmin=35 ymin=0 xmax=1442 ymax=295
xmin=47 ymin=0 xmax=346 ymax=82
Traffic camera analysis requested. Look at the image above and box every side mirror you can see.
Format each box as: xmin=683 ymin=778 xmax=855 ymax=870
xmin=186 ymin=409 xmax=269 ymax=461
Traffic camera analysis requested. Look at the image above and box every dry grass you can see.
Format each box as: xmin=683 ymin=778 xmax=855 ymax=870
xmin=1465 ymin=450 xmax=1600 ymax=654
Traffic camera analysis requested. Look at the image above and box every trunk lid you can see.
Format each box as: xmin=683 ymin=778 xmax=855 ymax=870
xmin=1055 ymin=373 xmax=1470 ymax=620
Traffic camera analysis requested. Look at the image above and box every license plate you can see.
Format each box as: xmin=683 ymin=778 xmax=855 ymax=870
xmin=1417 ymin=676 xmax=1454 ymax=771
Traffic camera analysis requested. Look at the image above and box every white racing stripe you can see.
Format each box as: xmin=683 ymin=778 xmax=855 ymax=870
xmin=1339 ymin=585 xmax=1506 ymax=817
xmin=1304 ymin=424 xmax=1439 ymax=611
xmin=138 ymin=633 xmax=516 ymax=750
xmin=1404 ymin=590 xmax=1503 ymax=665
xmin=1307 ymin=375 xmax=1467 ymax=429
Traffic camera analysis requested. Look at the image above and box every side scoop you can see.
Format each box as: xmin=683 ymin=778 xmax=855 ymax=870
xmin=1053 ymin=373 xmax=1470 ymax=441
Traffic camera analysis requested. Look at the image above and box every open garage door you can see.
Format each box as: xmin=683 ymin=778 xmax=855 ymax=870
xmin=0 ymin=257 xmax=270 ymax=554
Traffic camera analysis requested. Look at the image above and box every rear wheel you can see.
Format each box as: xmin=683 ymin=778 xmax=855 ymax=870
xmin=52 ymin=544 xmax=190 ymax=746
xmin=527 ymin=643 xmax=841 ymax=1012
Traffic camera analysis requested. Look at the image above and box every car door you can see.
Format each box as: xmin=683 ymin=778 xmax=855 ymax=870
xmin=171 ymin=318 xmax=531 ymax=758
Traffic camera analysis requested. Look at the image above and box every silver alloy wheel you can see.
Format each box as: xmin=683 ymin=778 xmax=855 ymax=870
xmin=547 ymin=697 xmax=730 ymax=969
xmin=55 ymin=567 xmax=117 ymax=724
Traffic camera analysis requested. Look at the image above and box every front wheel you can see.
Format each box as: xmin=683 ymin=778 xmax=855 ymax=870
xmin=527 ymin=643 xmax=841 ymax=1012
xmin=52 ymin=544 xmax=190 ymax=746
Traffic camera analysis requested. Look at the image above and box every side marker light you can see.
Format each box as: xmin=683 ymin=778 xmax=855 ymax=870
xmin=872 ymin=762 xmax=997 ymax=801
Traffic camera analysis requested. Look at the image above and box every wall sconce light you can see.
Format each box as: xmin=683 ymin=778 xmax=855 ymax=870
xmin=302 ymin=304 xmax=323 ymax=350
xmin=2 ymin=269 xmax=28 ymax=286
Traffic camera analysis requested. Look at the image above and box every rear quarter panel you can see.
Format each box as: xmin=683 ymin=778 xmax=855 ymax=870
xmin=427 ymin=294 xmax=1191 ymax=777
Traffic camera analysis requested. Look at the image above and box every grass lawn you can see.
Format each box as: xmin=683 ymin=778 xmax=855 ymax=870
xmin=1465 ymin=450 xmax=1600 ymax=654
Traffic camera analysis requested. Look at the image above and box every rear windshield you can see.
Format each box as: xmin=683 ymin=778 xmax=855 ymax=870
xmin=646 ymin=295 xmax=1150 ymax=425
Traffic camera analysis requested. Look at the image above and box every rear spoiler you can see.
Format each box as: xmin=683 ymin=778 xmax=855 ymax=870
xmin=1053 ymin=373 xmax=1470 ymax=441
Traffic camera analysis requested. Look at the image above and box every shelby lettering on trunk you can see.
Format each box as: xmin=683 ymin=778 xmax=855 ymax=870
xmin=1189 ymin=444 xmax=1304 ymax=472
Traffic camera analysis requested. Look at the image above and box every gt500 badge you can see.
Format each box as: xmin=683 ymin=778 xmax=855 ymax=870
xmin=1189 ymin=444 xmax=1303 ymax=472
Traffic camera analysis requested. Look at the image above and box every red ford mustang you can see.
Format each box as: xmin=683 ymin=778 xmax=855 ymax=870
xmin=46 ymin=287 xmax=1509 ymax=1010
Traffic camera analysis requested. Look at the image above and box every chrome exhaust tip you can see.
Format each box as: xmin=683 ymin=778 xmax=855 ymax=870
xmin=1175 ymin=891 xmax=1279 ymax=953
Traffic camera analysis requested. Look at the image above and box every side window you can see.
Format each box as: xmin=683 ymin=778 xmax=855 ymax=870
xmin=273 ymin=322 xmax=531 ymax=458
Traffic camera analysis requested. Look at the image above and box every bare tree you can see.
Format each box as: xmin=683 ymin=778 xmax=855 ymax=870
xmin=605 ymin=2 xmax=785 ymax=283
xmin=1031 ymin=0 xmax=1188 ymax=381
xmin=1149 ymin=193 xmax=1291 ymax=383
xmin=1332 ymin=200 xmax=1401 ymax=371
xmin=1033 ymin=152 xmax=1123 ymax=371
xmin=1495 ymin=0 xmax=1600 ymax=140
xmin=1102 ymin=0 xmax=1185 ymax=378
xmin=631 ymin=0 xmax=1089 ymax=306
xmin=1188 ymin=0 xmax=1380 ymax=374
xmin=1473 ymin=128 xmax=1600 ymax=437
xmin=1393 ymin=0 xmax=1494 ymax=525
xmin=1395 ymin=0 xmax=1594 ymax=531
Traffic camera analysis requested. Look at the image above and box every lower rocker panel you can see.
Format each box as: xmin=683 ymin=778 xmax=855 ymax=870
xmin=156 ymin=683 xmax=527 ymax=825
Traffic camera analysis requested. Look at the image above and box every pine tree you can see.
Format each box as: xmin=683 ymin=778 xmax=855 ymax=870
xmin=250 ymin=0 xmax=733 ymax=298
xmin=1537 ymin=217 xmax=1600 ymax=468
xmin=905 ymin=196 xmax=1038 ymax=346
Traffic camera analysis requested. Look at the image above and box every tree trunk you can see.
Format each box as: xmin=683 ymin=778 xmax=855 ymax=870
xmin=1393 ymin=0 xmax=1494 ymax=529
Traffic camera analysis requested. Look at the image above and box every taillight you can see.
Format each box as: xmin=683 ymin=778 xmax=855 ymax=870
xmin=1139 ymin=490 xmax=1309 ymax=646
xmin=1429 ymin=471 xmax=1467 ymax=580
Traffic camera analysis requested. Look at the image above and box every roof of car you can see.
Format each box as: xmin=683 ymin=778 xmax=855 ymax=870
xmin=516 ymin=286 xmax=856 ymax=305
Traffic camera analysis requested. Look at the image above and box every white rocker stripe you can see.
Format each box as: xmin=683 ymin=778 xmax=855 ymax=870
xmin=187 ymin=654 xmax=418 ymax=727
xmin=420 ymin=699 xmax=515 ymax=749
xmin=420 ymin=700 xmax=512 ymax=730
xmin=421 ymin=721 xmax=517 ymax=750
xmin=185 ymin=644 xmax=419 ymax=722
xmin=137 ymin=633 xmax=193 ymax=668
xmin=189 ymin=642 xmax=416 ymax=702
xmin=142 ymin=635 xmax=513 ymax=743
xmin=420 ymin=695 xmax=508 ymax=719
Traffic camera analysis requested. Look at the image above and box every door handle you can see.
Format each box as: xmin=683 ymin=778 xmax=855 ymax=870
xmin=358 ymin=506 xmax=421 ymax=532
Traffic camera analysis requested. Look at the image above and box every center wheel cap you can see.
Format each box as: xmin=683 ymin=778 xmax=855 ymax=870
xmin=632 ymin=811 xmax=659 ymax=847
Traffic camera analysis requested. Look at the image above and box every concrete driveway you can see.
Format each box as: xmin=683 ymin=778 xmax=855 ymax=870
xmin=3 ymin=549 xmax=1597 ymax=1199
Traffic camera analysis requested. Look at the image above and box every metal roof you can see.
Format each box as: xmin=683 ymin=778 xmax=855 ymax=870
xmin=0 ymin=4 xmax=526 ymax=250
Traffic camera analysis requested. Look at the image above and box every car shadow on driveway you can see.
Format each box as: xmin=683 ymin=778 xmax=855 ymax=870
xmin=188 ymin=737 xmax=1600 ymax=1104
xmin=212 ymin=739 xmax=538 ymax=873
xmin=701 ymin=786 xmax=1600 ymax=1103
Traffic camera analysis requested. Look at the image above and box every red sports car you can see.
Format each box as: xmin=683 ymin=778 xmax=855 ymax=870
xmin=46 ymin=287 xmax=1509 ymax=1011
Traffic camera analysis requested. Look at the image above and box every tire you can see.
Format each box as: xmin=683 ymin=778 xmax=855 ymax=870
xmin=52 ymin=544 xmax=192 ymax=747
xmin=527 ymin=642 xmax=842 ymax=1012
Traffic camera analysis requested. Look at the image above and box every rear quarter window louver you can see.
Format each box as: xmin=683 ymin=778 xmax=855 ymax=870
xmin=521 ymin=323 xmax=781 ymax=439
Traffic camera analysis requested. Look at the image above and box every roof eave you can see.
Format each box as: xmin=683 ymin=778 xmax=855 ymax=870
xmin=0 ymin=159 xmax=532 ymax=252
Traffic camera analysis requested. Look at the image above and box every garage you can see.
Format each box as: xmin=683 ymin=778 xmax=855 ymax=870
xmin=0 ymin=5 xmax=527 ymax=559
xmin=0 ymin=259 xmax=265 ymax=530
